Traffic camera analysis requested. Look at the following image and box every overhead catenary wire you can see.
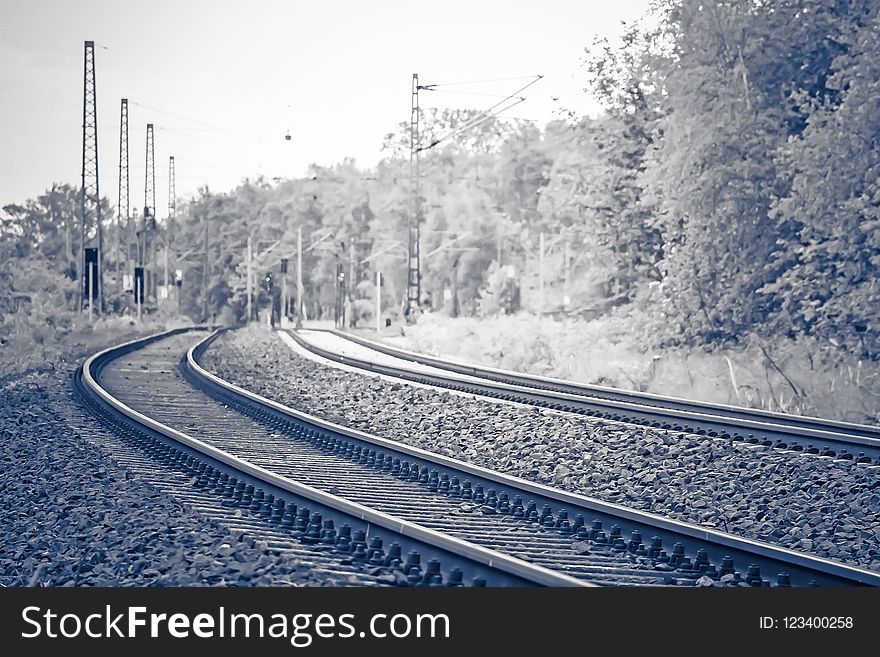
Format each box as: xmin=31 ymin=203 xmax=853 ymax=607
xmin=360 ymin=240 xmax=405 ymax=265
xmin=128 ymin=100 xmax=229 ymax=132
xmin=434 ymin=98 xmax=527 ymax=148
xmin=419 ymin=75 xmax=543 ymax=151
xmin=420 ymin=89 xmax=522 ymax=99
xmin=465 ymin=74 xmax=542 ymax=119
xmin=421 ymin=97 xmax=528 ymax=152
xmin=420 ymin=75 xmax=542 ymax=88
xmin=92 ymin=41 xmax=154 ymax=70
xmin=457 ymin=96 xmax=528 ymax=132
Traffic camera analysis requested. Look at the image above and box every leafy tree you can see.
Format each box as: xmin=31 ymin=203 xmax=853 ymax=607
xmin=0 ymin=183 xmax=104 ymax=334
xmin=764 ymin=7 xmax=880 ymax=356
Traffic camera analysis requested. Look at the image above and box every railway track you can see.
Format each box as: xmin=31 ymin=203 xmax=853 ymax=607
xmin=113 ymin=326 xmax=880 ymax=585
xmin=70 ymin=364 xmax=391 ymax=586
xmin=78 ymin=327 xmax=880 ymax=587
xmin=77 ymin=328 xmax=584 ymax=588
xmin=292 ymin=328 xmax=880 ymax=464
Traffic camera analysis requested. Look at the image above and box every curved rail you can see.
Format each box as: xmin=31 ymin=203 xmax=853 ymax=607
xmin=293 ymin=329 xmax=880 ymax=463
xmin=329 ymin=328 xmax=880 ymax=436
xmin=78 ymin=328 xmax=586 ymax=588
xmin=196 ymin=330 xmax=880 ymax=587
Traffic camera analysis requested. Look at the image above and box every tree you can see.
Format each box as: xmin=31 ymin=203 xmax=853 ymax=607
xmin=0 ymin=183 xmax=97 ymax=335
xmin=763 ymin=7 xmax=880 ymax=356
xmin=637 ymin=1 xmax=796 ymax=342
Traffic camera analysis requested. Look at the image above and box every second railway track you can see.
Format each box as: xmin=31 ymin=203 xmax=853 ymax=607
xmin=78 ymin=328 xmax=880 ymax=587
xmin=292 ymin=328 xmax=880 ymax=464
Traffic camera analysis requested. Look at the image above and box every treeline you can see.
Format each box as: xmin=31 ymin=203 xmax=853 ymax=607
xmin=3 ymin=0 xmax=879 ymax=359
xmin=615 ymin=0 xmax=880 ymax=359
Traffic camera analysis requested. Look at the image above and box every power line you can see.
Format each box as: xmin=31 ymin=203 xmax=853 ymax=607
xmin=422 ymin=75 xmax=541 ymax=88
xmin=404 ymin=72 xmax=541 ymax=318
xmin=420 ymin=75 xmax=543 ymax=150
xmin=420 ymin=89 xmax=519 ymax=99
xmin=128 ymin=100 xmax=228 ymax=132
xmin=448 ymin=97 xmax=528 ymax=138
xmin=93 ymin=41 xmax=154 ymax=70
xmin=422 ymin=97 xmax=528 ymax=151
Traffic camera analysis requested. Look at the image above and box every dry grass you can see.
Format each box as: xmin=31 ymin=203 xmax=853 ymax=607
xmin=390 ymin=313 xmax=880 ymax=425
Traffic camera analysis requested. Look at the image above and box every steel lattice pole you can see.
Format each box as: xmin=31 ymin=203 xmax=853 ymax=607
xmin=406 ymin=73 xmax=421 ymax=319
xmin=166 ymin=155 xmax=175 ymax=298
xmin=144 ymin=123 xmax=155 ymax=300
xmin=117 ymin=98 xmax=129 ymax=293
xmin=80 ymin=40 xmax=102 ymax=314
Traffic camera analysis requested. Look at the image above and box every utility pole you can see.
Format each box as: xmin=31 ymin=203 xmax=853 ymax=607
xmin=144 ymin=123 xmax=155 ymax=302
xmin=116 ymin=98 xmax=129 ymax=293
xmin=88 ymin=260 xmax=95 ymax=324
xmin=80 ymin=40 xmax=102 ymax=315
xmin=335 ymin=256 xmax=345 ymax=328
xmin=405 ymin=73 xmax=421 ymax=318
xmin=563 ymin=238 xmax=570 ymax=311
xmin=246 ymin=235 xmax=253 ymax=323
xmin=375 ymin=270 xmax=381 ymax=333
xmin=496 ymin=173 xmax=504 ymax=266
xmin=538 ymin=231 xmax=545 ymax=315
xmin=203 ymin=213 xmax=209 ymax=323
xmin=349 ymin=242 xmax=355 ymax=299
xmin=163 ymin=247 xmax=169 ymax=305
xmin=296 ymin=225 xmax=303 ymax=328
xmin=451 ymin=258 xmax=460 ymax=318
xmin=497 ymin=215 xmax=503 ymax=265
xmin=166 ymin=155 xmax=175 ymax=305
xmin=281 ymin=258 xmax=288 ymax=325
xmin=168 ymin=156 xmax=176 ymax=224
xmin=135 ymin=273 xmax=142 ymax=323
xmin=399 ymin=74 xmax=542 ymax=318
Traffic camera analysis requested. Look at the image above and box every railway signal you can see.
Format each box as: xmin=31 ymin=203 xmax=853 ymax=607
xmin=280 ymin=258 xmax=288 ymax=323
xmin=133 ymin=267 xmax=145 ymax=301
xmin=133 ymin=266 xmax=145 ymax=322
xmin=84 ymin=247 xmax=99 ymax=323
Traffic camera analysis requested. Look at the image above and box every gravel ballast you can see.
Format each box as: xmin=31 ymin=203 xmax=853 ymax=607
xmin=201 ymin=327 xmax=880 ymax=572
xmin=0 ymin=332 xmax=337 ymax=587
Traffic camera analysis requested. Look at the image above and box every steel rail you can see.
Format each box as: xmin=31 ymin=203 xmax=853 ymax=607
xmin=79 ymin=328 xmax=587 ymax=588
xmin=329 ymin=328 xmax=880 ymax=438
xmin=295 ymin=329 xmax=880 ymax=462
xmin=195 ymin=330 xmax=880 ymax=587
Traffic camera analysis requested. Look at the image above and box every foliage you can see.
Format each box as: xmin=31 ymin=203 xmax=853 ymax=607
xmin=762 ymin=8 xmax=880 ymax=357
xmin=4 ymin=0 xmax=880 ymax=368
xmin=1 ymin=184 xmax=86 ymax=339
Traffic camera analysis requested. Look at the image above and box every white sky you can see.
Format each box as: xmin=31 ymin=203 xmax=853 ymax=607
xmin=0 ymin=0 xmax=653 ymax=211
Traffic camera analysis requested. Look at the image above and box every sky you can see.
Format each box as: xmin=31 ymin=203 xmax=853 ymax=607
xmin=0 ymin=0 xmax=654 ymax=212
